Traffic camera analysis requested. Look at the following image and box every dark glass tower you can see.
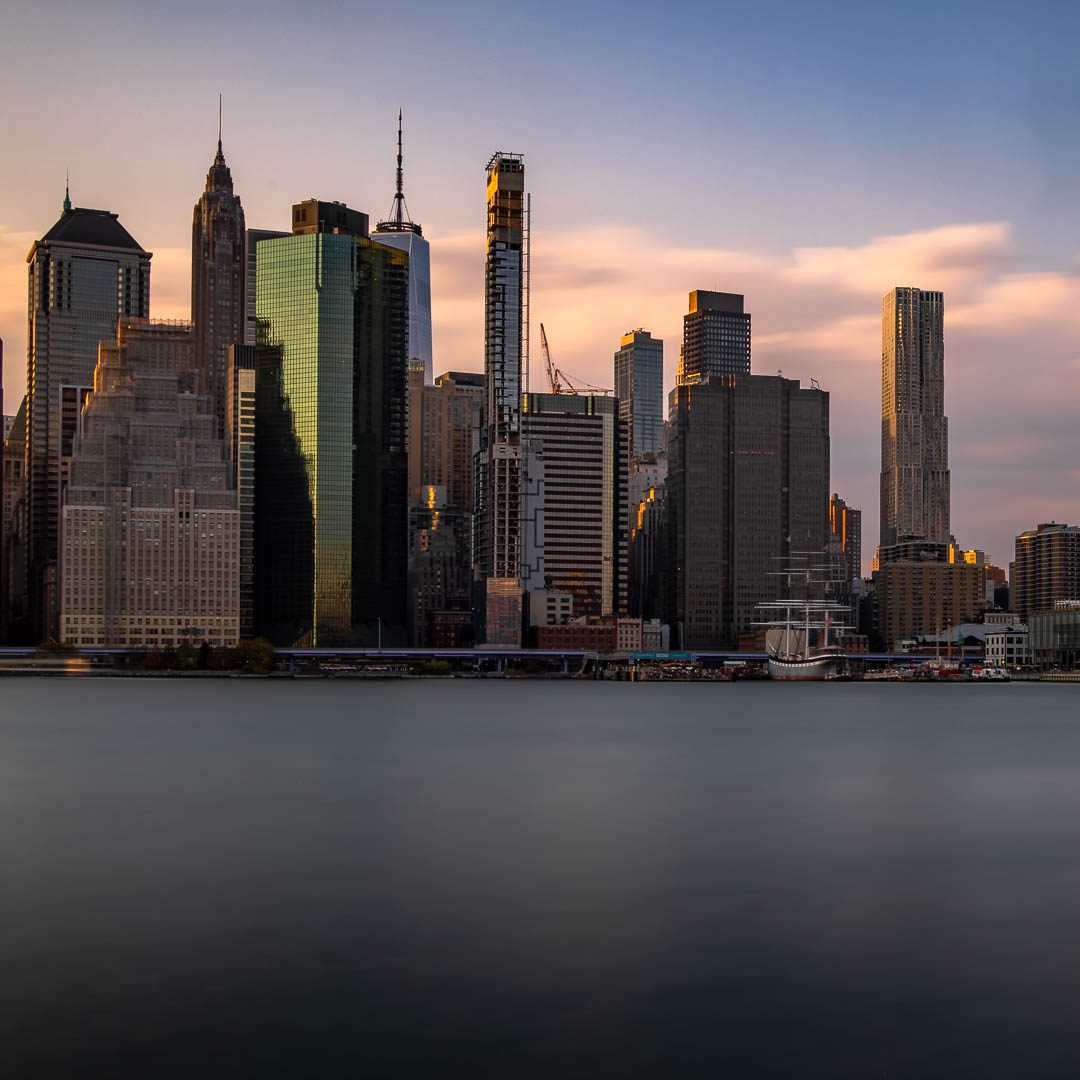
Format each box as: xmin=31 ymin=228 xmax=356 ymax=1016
xmin=678 ymin=290 xmax=751 ymax=383
xmin=192 ymin=103 xmax=246 ymax=432
xmin=25 ymin=187 xmax=151 ymax=639
xmin=254 ymin=201 xmax=408 ymax=646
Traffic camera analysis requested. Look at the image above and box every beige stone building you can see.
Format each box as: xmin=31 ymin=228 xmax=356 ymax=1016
xmin=875 ymin=560 xmax=984 ymax=649
xmin=60 ymin=319 xmax=239 ymax=647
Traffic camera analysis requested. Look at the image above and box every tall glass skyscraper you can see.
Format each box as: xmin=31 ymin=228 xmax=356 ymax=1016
xmin=879 ymin=287 xmax=948 ymax=549
xmin=25 ymin=190 xmax=151 ymax=639
xmin=614 ymin=328 xmax=664 ymax=457
xmin=254 ymin=201 xmax=409 ymax=646
xmin=373 ymin=114 xmax=433 ymax=385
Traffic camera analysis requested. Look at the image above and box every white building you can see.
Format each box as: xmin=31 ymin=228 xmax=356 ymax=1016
xmin=984 ymin=626 xmax=1030 ymax=668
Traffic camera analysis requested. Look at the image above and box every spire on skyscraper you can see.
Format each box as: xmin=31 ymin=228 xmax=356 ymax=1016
xmin=63 ymin=171 xmax=71 ymax=213
xmin=377 ymin=110 xmax=420 ymax=234
xmin=215 ymin=93 xmax=225 ymax=166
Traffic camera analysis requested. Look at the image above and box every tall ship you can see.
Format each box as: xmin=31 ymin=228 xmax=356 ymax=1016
xmin=756 ymin=558 xmax=851 ymax=681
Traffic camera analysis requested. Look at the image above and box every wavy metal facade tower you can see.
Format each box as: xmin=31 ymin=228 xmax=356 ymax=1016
xmin=879 ymin=287 xmax=949 ymax=549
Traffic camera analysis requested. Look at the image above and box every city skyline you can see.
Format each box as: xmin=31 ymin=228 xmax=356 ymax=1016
xmin=3 ymin=1 xmax=1080 ymax=568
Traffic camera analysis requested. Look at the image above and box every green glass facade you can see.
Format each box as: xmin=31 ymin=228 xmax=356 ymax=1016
xmin=254 ymin=231 xmax=408 ymax=646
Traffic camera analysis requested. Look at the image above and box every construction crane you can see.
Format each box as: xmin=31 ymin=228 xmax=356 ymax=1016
xmin=539 ymin=322 xmax=614 ymax=397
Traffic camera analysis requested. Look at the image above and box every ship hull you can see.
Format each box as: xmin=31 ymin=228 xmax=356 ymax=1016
xmin=768 ymin=655 xmax=841 ymax=681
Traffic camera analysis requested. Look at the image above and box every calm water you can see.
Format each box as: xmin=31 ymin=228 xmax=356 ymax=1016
xmin=1 ymin=678 xmax=1079 ymax=1077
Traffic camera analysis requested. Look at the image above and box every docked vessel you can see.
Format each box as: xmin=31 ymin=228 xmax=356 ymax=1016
xmin=757 ymin=558 xmax=851 ymax=681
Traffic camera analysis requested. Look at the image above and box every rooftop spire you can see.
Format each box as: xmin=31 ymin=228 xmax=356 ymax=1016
xmin=63 ymin=170 xmax=71 ymax=213
xmin=215 ymin=93 xmax=224 ymax=165
xmin=376 ymin=109 xmax=418 ymax=233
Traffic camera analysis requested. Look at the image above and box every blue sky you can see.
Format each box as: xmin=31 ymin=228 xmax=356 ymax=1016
xmin=2 ymin=0 xmax=1080 ymax=566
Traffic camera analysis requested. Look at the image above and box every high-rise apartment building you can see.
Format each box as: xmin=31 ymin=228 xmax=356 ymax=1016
xmin=227 ymin=345 xmax=256 ymax=639
xmin=59 ymin=319 xmax=239 ymax=648
xmin=1013 ymin=522 xmax=1080 ymax=621
xmin=521 ymin=393 xmax=628 ymax=618
xmin=475 ymin=152 xmax=526 ymax=643
xmin=614 ymin=329 xmax=664 ymax=457
xmin=677 ymin=290 xmax=751 ymax=384
xmin=191 ymin=114 xmax=246 ymax=432
xmin=667 ymin=374 xmax=830 ymax=647
xmin=254 ymin=200 xmax=409 ymax=646
xmin=25 ymin=191 xmax=151 ymax=640
xmin=880 ymin=287 xmax=949 ymax=549
xmin=373 ymin=113 xmax=433 ymax=385
xmin=874 ymin=559 xmax=984 ymax=649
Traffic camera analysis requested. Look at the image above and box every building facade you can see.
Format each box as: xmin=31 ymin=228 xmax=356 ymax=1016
xmin=59 ymin=320 xmax=239 ymax=647
xmin=373 ymin=113 xmax=433 ymax=385
xmin=408 ymin=369 xmax=483 ymax=508
xmin=475 ymin=152 xmax=526 ymax=643
xmin=873 ymin=559 xmax=984 ymax=649
xmin=227 ymin=345 xmax=256 ymax=639
xmin=880 ymin=287 xmax=949 ymax=548
xmin=1013 ymin=522 xmax=1080 ymax=621
xmin=25 ymin=194 xmax=151 ymax=640
xmin=2 ymin=397 xmax=27 ymax=641
xmin=521 ymin=393 xmax=628 ymax=619
xmin=667 ymin=374 xmax=830 ymax=647
xmin=254 ymin=201 xmax=409 ymax=646
xmin=191 ymin=126 xmax=245 ymax=432
xmin=677 ymin=290 xmax=750 ymax=384
xmin=614 ymin=329 xmax=663 ymax=457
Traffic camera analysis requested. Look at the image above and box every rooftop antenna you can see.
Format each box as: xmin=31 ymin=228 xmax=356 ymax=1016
xmin=379 ymin=109 xmax=415 ymax=230
xmin=63 ymin=169 xmax=71 ymax=212
xmin=216 ymin=93 xmax=224 ymax=161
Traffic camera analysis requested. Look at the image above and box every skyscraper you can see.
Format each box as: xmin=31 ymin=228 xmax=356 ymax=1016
xmin=60 ymin=319 xmax=239 ymax=648
xmin=614 ymin=328 xmax=663 ymax=457
xmin=373 ymin=112 xmax=433 ymax=385
xmin=254 ymin=200 xmax=409 ymax=646
xmin=1013 ymin=522 xmax=1080 ymax=621
xmin=829 ymin=492 xmax=862 ymax=581
xmin=880 ymin=287 xmax=949 ymax=548
xmin=475 ymin=152 xmax=526 ymax=643
xmin=191 ymin=104 xmax=246 ymax=432
xmin=2 ymin=396 xmax=27 ymax=642
xmin=227 ymin=344 xmax=256 ymax=639
xmin=667 ymin=374 xmax=830 ymax=647
xmin=677 ymin=290 xmax=751 ymax=384
xmin=243 ymin=229 xmax=287 ymax=347
xmin=521 ymin=392 xmax=628 ymax=618
xmin=25 ymin=188 xmax=151 ymax=639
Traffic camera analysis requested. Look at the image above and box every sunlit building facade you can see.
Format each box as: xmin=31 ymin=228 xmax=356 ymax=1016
xmin=1013 ymin=522 xmax=1080 ymax=621
xmin=25 ymin=194 xmax=151 ymax=640
xmin=59 ymin=320 xmax=239 ymax=648
xmin=880 ymin=287 xmax=949 ymax=549
xmin=254 ymin=201 xmax=409 ymax=646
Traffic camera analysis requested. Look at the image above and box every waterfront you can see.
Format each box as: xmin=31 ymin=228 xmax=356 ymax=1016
xmin=2 ymin=679 xmax=1080 ymax=1077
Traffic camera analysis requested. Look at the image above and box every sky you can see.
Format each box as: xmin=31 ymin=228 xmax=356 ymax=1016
xmin=2 ymin=0 xmax=1080 ymax=570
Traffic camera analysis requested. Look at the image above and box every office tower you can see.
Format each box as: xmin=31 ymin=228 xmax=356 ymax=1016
xmin=475 ymin=151 xmax=526 ymax=643
xmin=630 ymin=479 xmax=667 ymax=621
xmin=408 ymin=369 xmax=484 ymax=507
xmin=407 ymin=493 xmax=473 ymax=646
xmin=880 ymin=287 xmax=949 ymax=549
xmin=667 ymin=374 xmax=830 ymax=647
xmin=244 ymin=229 xmax=287 ymax=346
xmin=59 ymin=319 xmax=238 ymax=647
xmin=614 ymin=329 xmax=663 ymax=457
xmin=191 ymin=106 xmax=246 ymax=431
xmin=254 ymin=200 xmax=408 ymax=646
xmin=521 ymin=393 xmax=628 ymax=618
xmin=873 ymin=559 xmax=984 ymax=649
xmin=373 ymin=112 xmax=433 ymax=384
xmin=2 ymin=396 xmax=27 ymax=642
xmin=227 ymin=345 xmax=256 ymax=639
xmin=677 ymin=291 xmax=750 ymax=384
xmin=829 ymin=492 xmax=862 ymax=581
xmin=1013 ymin=522 xmax=1080 ymax=621
xmin=26 ymin=188 xmax=151 ymax=640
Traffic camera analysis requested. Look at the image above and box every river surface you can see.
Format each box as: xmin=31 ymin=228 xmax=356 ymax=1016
xmin=1 ymin=678 xmax=1079 ymax=1077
